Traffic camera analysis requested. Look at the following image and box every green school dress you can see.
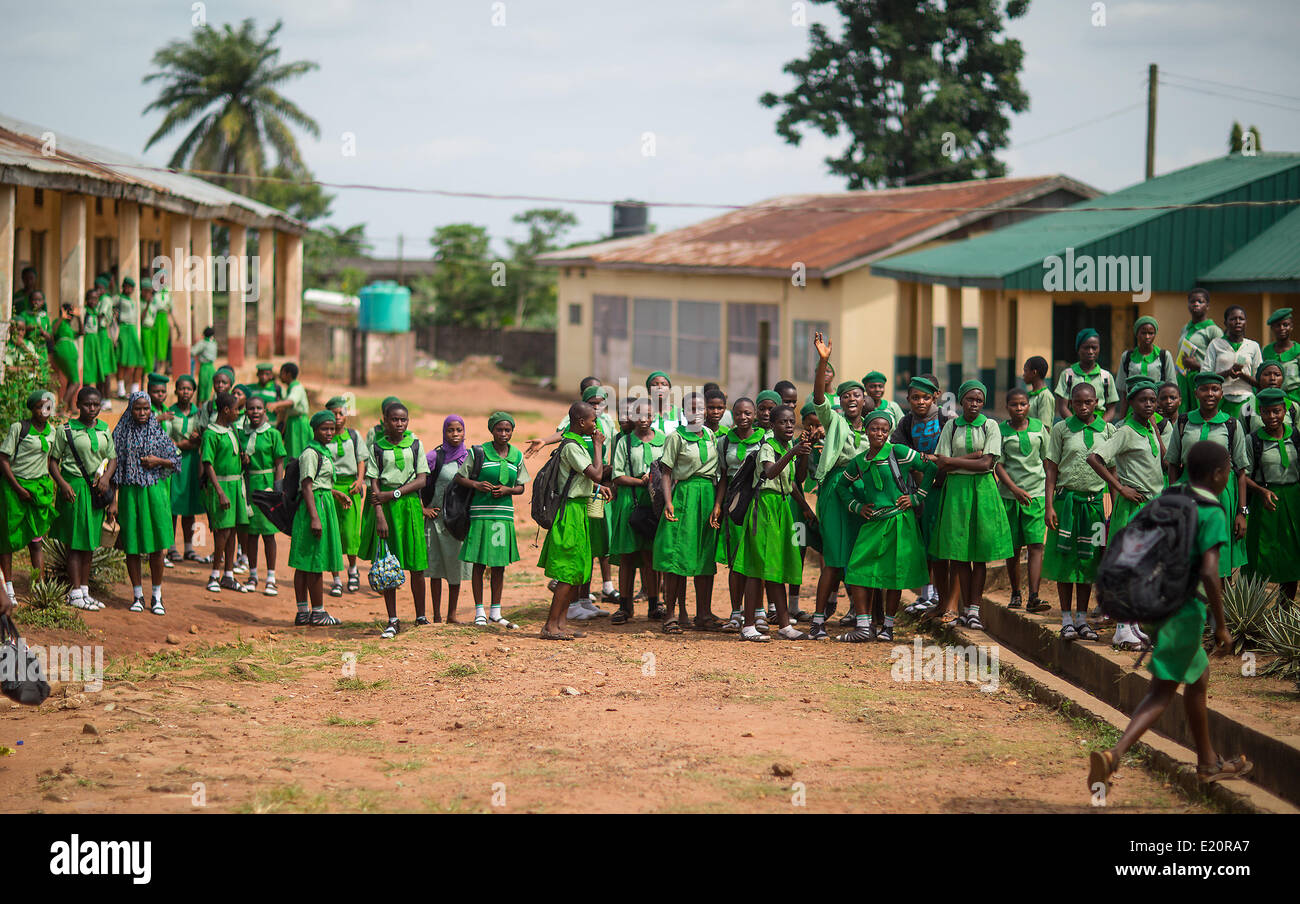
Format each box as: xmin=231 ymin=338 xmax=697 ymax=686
xmin=1147 ymin=487 xmax=1227 ymax=684
xmin=715 ymin=426 xmax=766 ymax=566
xmin=930 ymin=415 xmax=1013 ymax=563
xmin=96 ymin=294 xmax=118 ymax=374
xmin=609 ymin=428 xmax=666 ymax=556
xmin=116 ymin=482 xmax=175 ymax=555
xmin=1263 ymin=340 xmax=1300 ymax=405
xmin=288 ymin=444 xmax=344 ymax=574
xmin=360 ymin=432 xmax=430 ymax=571
xmin=1175 ymin=319 xmax=1223 ymax=413
xmin=1244 ymin=425 xmax=1300 ymax=584
xmin=573 ymin=432 xmax=612 ymax=558
xmin=150 ymin=290 xmax=172 ymax=367
xmin=1054 ymin=362 xmax=1120 ymax=412
xmin=81 ymin=306 xmax=102 ymax=384
xmin=191 ymin=338 xmax=218 ymax=402
xmin=116 ymin=293 xmax=146 ymax=368
xmin=0 ymin=420 xmax=57 ymax=554
xmin=837 ymin=443 xmax=933 ymax=590
xmin=327 ymin=427 xmax=368 ymax=555
xmin=51 ymin=318 xmax=80 ymax=382
xmin=51 ymin=419 xmax=115 ymax=551
xmin=734 ymin=438 xmax=804 ymax=585
xmin=1096 ymin=415 xmax=1166 ymax=535
xmin=812 ymin=396 xmax=872 ymax=569
xmin=998 ymin=418 xmax=1049 ymax=548
xmin=1164 ymin=410 xmax=1250 ymax=576
xmin=201 ymin=424 xmax=251 ymax=530
xmin=537 ymin=437 xmax=595 ymax=585
xmin=248 ymin=380 xmax=282 ymax=408
xmin=167 ymin=403 xmax=205 ymax=517
xmin=280 ymin=380 xmax=311 ymax=459
xmin=652 ymin=426 xmax=720 ymax=577
xmin=1043 ymin=416 xmax=1114 ymax=584
xmin=1027 ymin=387 xmax=1055 ymax=427
xmin=458 ymin=444 xmax=529 ymax=567
xmin=240 ymin=422 xmax=286 ymax=537
xmin=141 ymin=293 xmax=159 ymax=367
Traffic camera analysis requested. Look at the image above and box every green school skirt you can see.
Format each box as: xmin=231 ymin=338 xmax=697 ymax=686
xmin=608 ymin=486 xmax=649 ymax=557
xmin=152 ymin=314 xmax=171 ymax=364
xmin=538 ymin=497 xmax=592 ymax=585
xmin=361 ymin=491 xmax=428 ymax=571
xmin=203 ymin=475 xmax=250 ymax=530
xmin=1042 ymin=488 xmax=1105 ymax=584
xmin=716 ymin=518 xmax=744 ymax=566
xmin=197 ymin=360 xmax=215 ymax=403
xmin=589 ymin=504 xmax=610 ymax=558
xmin=0 ymin=476 xmax=56 ymax=554
xmin=1108 ymin=492 xmax=1152 ymax=536
xmin=141 ymin=323 xmax=159 ymax=370
xmin=283 ymin=415 xmax=311 ymax=460
xmin=1003 ymin=495 xmax=1046 ymax=548
xmin=734 ymin=490 xmax=802 ymax=585
xmin=116 ymin=482 xmax=174 ymax=555
xmin=817 ymin=465 xmax=861 ymax=570
xmin=117 ymin=324 xmax=146 ymax=368
xmin=790 ymin=494 xmax=810 ymax=551
xmin=929 ymin=471 xmax=1013 ymax=563
xmin=97 ymin=330 xmax=117 ymax=374
xmin=331 ymin=477 xmax=361 ymax=553
xmin=171 ymin=449 xmax=205 ymax=517
xmin=1145 ymin=597 xmax=1209 ymax=685
xmin=653 ymin=476 xmax=718 ymax=577
xmin=288 ymin=488 xmax=344 ymax=573
xmin=847 ymin=512 xmax=929 ymax=591
xmin=1245 ymin=482 xmax=1300 ymax=584
xmin=1219 ymin=478 xmax=1247 ymax=576
xmin=82 ymin=333 xmax=102 ymax=384
xmin=459 ymin=517 xmax=520 ymax=567
xmin=52 ymin=475 xmax=105 ymax=551
xmin=245 ymin=469 xmax=280 ymax=537
xmin=52 ymin=337 xmax=79 ymax=382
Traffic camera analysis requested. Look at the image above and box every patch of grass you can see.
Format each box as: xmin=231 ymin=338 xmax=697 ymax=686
xmin=11 ymin=578 xmax=87 ymax=633
xmin=275 ymin=727 xmax=394 ymax=755
xmin=441 ymin=663 xmax=483 ymax=679
xmin=428 ymin=651 xmax=448 ymax=661
xmin=382 ymin=759 xmax=426 ymax=776
xmin=335 ymin=677 xmax=390 ymax=692
xmin=236 ymin=783 xmax=329 ymax=814
xmin=324 ymin=714 xmax=379 ymax=727
xmin=505 ymin=601 xmax=549 ymax=619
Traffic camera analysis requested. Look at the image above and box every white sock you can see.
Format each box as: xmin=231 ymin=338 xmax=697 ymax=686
xmin=266 ymin=570 xmax=276 ymax=581
xmin=80 ymin=584 xmax=90 ymax=597
xmin=778 ymin=624 xmax=803 ymax=639
xmin=1073 ymin=610 xmax=1087 ymax=627
xmin=490 ymin=604 xmax=502 ymax=618
xmin=475 ymin=603 xmax=485 ymax=617
xmin=153 ymin=586 xmax=163 ymax=601
xmin=741 ymin=625 xmax=761 ymax=639
xmin=130 ymin=382 xmax=140 ymax=394
xmin=133 ymin=585 xmax=144 ymax=598
xmin=224 ymin=570 xmax=234 ymax=581
xmin=249 ymin=568 xmax=258 ymax=581
xmin=69 ymin=587 xmax=83 ymax=600
xmin=117 ymin=380 xmax=125 ymax=393
xmin=602 ymin=581 xmax=614 ymax=594
xmin=1061 ymin=612 xmax=1073 ymax=627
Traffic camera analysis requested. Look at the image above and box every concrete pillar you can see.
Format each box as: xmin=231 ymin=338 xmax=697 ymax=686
xmin=0 ymin=185 xmax=13 ymax=322
xmin=915 ymin=283 xmax=934 ymax=377
xmin=226 ymin=223 xmax=247 ymax=367
xmin=978 ymin=288 xmax=998 ymax=399
xmin=191 ymin=219 xmax=212 ymax=338
xmin=168 ymin=214 xmax=192 ymax=376
xmin=257 ymin=229 xmax=275 ymax=359
xmin=59 ymin=193 xmax=87 ymax=317
xmin=996 ymin=290 xmax=1015 ymax=394
xmin=894 ymin=281 xmax=917 ymax=391
xmin=118 ymin=200 xmax=139 ymax=301
xmin=945 ymin=284 xmax=963 ymax=393
xmin=83 ymin=201 xmax=95 ymax=288
xmin=279 ymin=231 xmax=303 ymax=358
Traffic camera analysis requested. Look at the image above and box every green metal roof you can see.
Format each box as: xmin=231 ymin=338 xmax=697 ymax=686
xmin=871 ymin=153 xmax=1300 ymax=292
xmin=1199 ymin=205 xmax=1300 ymax=292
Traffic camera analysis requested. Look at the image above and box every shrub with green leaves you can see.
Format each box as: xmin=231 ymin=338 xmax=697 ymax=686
xmin=1220 ymin=572 xmax=1280 ymax=654
xmin=11 ymin=576 xmax=86 ymax=632
xmin=0 ymin=340 xmax=56 ymax=432
xmin=43 ymin=540 xmax=126 ymax=593
xmin=1258 ymin=602 xmax=1300 ymax=684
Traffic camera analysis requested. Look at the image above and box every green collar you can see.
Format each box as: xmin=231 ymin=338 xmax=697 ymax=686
xmin=1187 ymin=409 xmax=1228 ymax=425
xmin=377 ymin=431 xmax=415 ymax=450
xmin=1072 ymin=362 xmax=1100 ymax=379
xmin=956 ymin=413 xmax=987 ymax=428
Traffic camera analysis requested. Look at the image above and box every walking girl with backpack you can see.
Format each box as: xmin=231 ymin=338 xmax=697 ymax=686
xmin=455 ymin=412 xmax=529 ymax=627
xmin=49 ymin=387 xmax=117 ymax=611
xmin=325 ymin=396 xmax=368 ymax=597
xmin=361 ymin=402 xmax=429 ymax=637
xmin=422 ymin=415 xmax=469 ymax=622
xmin=1116 ymin=316 xmax=1177 ymax=419
xmin=1055 ymin=328 xmax=1119 ymax=422
xmin=237 ymin=395 xmax=286 ymax=596
xmin=1165 ymin=372 xmax=1250 ymax=578
xmin=288 ymin=411 xmax=346 ymax=626
xmin=0 ymin=391 xmax=59 ymax=608
xmin=113 ymin=392 xmax=181 ymax=614
xmin=608 ymin=397 xmax=665 ymax=624
xmin=715 ymin=397 xmax=764 ymax=632
xmin=1242 ymin=387 xmax=1300 ymax=601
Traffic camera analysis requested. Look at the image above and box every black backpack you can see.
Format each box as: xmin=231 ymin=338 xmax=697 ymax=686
xmin=0 ymin=614 xmax=51 ymax=706
xmin=1096 ymin=486 xmax=1222 ymax=623
xmin=629 ymin=459 xmax=667 ymax=540
xmin=441 ymin=445 xmax=485 ymax=541
xmin=531 ymin=438 xmax=580 ymax=530
xmin=724 ymin=448 xmax=763 ymax=526
xmin=249 ymin=455 xmax=302 ymax=535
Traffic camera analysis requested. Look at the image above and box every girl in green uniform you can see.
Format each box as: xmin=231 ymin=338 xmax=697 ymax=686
xmin=200 ymin=392 xmax=250 ymax=593
xmin=1246 ymin=363 xmax=1300 ymax=432
xmin=1244 ymin=388 xmax=1300 ymax=601
xmin=422 ymin=415 xmax=470 ymax=622
xmin=996 ymin=387 xmax=1050 ymax=613
xmin=202 ymin=368 xmax=235 ymax=427
xmin=808 ymin=332 xmax=873 ymax=640
xmin=455 ymin=411 xmax=529 ymax=627
xmin=1043 ymin=382 xmax=1115 ymax=641
xmin=167 ymin=375 xmax=210 ymax=565
xmin=362 ymin=403 xmax=430 ymax=637
xmin=1023 ymin=356 xmax=1055 ymax=426
xmin=238 ymin=396 xmax=286 ymax=596
xmin=715 ymin=398 xmax=765 ymax=631
xmin=1116 ymin=316 xmax=1178 ymax=418
xmin=190 ymin=327 xmax=218 ymax=403
xmin=608 ymin=397 xmax=664 ymax=623
xmin=152 ymin=285 xmax=173 ymax=374
xmin=0 ymin=391 xmax=59 ymax=607
xmin=1157 ymin=382 xmax=1181 ymax=445
xmin=325 ymin=396 xmax=367 ymax=596
xmin=50 ymin=387 xmax=117 ymax=610
xmin=249 ymin=363 xmax=282 ymax=408
xmin=81 ymin=288 xmax=103 ymax=392
xmin=573 ymin=385 xmax=616 ymax=616
xmin=115 ymin=277 xmax=146 ymax=394
xmin=51 ymin=302 xmax=82 ymax=413
xmin=926 ymin=380 xmax=1013 ymax=630
xmin=139 ymin=283 xmax=158 ymax=375
xmin=113 ymin=391 xmax=180 ymax=614
xmin=863 ymin=371 xmax=905 ymax=424
xmin=1055 ymin=328 xmax=1119 ymax=422
xmin=652 ymin=392 xmax=722 ymax=635
xmin=645 ymin=371 xmax=685 ymax=436
xmin=1174 ymin=288 xmax=1223 ymax=415
xmin=733 ymin=405 xmax=813 ymax=642
xmin=1166 ymin=372 xmax=1250 ymax=578
xmin=754 ymin=390 xmax=780 ymax=433
xmin=1088 ymin=380 xmax=1166 ymax=650
xmin=1263 ymin=308 xmax=1300 ymax=405
xmin=537 ymin=401 xmax=608 ymax=640
xmin=272 ymin=362 xmax=311 ymax=459
xmin=288 ymin=412 xmax=345 ymax=626
xmin=836 ymin=409 xmax=934 ymax=643
xmin=93 ymin=277 xmax=118 ymax=400
xmin=1202 ymin=306 xmax=1262 ymax=420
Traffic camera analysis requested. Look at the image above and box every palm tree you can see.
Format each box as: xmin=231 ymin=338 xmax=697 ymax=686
xmin=142 ymin=18 xmax=320 ymax=194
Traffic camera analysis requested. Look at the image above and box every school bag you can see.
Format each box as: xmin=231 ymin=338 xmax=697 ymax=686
xmin=0 ymin=614 xmax=50 ymax=706
xmin=61 ymin=424 xmax=116 ymax=509
xmin=530 ymin=438 xmax=580 ymax=530
xmin=1096 ymin=485 xmax=1222 ymax=624
xmin=724 ymin=446 xmax=763 ymax=526
xmin=1175 ymin=412 xmax=1237 ymax=459
xmin=440 ymin=445 xmax=485 ymax=542
xmin=249 ymin=454 xmax=301 ymax=535
xmin=1061 ymin=368 xmax=1111 ymax=403
xmin=368 ymin=538 xmax=406 ymax=592
xmin=629 ymin=460 xmax=668 ymax=541
xmin=1120 ymin=348 xmax=1174 ymax=386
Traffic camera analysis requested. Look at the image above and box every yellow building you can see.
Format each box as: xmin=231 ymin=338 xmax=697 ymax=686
xmin=538 ymin=176 xmax=1095 ymax=405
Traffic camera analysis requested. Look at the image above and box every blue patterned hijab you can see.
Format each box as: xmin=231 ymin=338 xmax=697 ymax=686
xmin=113 ymin=391 xmax=180 ymax=486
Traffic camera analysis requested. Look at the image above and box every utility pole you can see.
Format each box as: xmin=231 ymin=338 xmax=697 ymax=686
xmin=1146 ymin=63 xmax=1158 ymax=180
xmin=396 ymin=233 xmax=404 ymax=283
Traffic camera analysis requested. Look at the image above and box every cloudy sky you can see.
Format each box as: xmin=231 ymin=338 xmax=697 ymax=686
xmin=4 ymin=0 xmax=1298 ymax=258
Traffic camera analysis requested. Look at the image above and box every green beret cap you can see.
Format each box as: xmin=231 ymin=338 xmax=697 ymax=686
xmin=326 ymin=396 xmax=350 ymax=410
xmin=27 ymin=390 xmax=55 ymax=408
xmin=645 ymin=371 xmax=670 ymax=389
xmin=755 ymin=390 xmax=782 ymax=405
xmin=865 ymin=408 xmax=895 ymax=429
xmin=957 ymin=379 xmax=987 ymax=401
xmin=121 ymin=276 xmax=135 ymax=287
xmin=147 ymin=372 xmax=169 ymax=386
xmin=488 ymin=411 xmax=516 ymax=429
xmin=1075 ymin=327 xmax=1100 ymax=349
xmin=1268 ymin=307 xmax=1293 ymax=326
xmin=381 ymin=396 xmax=401 ymax=413
xmin=1256 ymin=387 xmax=1288 ymax=408
xmin=310 ymin=410 xmax=336 ymax=429
xmin=582 ymin=385 xmax=609 ymax=402
xmin=256 ymin=362 xmax=274 ymax=372
xmin=176 ymin=374 xmax=197 ymax=389
xmin=862 ymin=371 xmax=887 ymax=385
xmin=909 ymin=376 xmax=939 ymax=395
xmin=1193 ymin=372 xmax=1224 ymax=387
xmin=799 ymin=402 xmax=817 ymax=418
xmin=1126 ymin=379 xmax=1157 ymax=399
xmin=94 ymin=276 xmax=109 ymax=288
xmin=835 ymin=380 xmax=864 ymax=397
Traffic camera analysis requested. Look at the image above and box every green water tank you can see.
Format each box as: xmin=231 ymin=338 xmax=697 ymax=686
xmin=358 ymin=281 xmax=411 ymax=333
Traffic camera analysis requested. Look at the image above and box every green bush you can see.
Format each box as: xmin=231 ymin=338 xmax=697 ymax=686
xmin=1258 ymin=603 xmax=1300 ymax=684
xmin=0 ymin=338 xmax=57 ymax=431
xmin=43 ymin=540 xmax=127 ymax=594
xmin=11 ymin=576 xmax=86 ymax=633
xmin=1220 ymin=572 xmax=1280 ymax=654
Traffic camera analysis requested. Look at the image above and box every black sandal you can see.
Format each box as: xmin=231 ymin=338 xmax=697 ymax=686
xmin=648 ymin=602 xmax=667 ymax=621
xmin=611 ymin=608 xmax=632 ymax=625
xmin=662 ymin=619 xmax=684 ymax=635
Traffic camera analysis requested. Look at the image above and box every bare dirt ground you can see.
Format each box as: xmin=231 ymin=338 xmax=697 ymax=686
xmin=0 ymin=367 xmax=1212 ymax=813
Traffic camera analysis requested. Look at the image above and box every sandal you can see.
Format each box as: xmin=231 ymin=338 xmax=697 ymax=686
xmin=966 ymin=612 xmax=985 ymax=631
xmin=610 ymin=608 xmax=632 ymax=625
xmin=739 ymin=630 xmax=770 ymax=643
xmin=129 ymin=597 xmax=145 ymax=613
xmin=309 ymin=609 xmax=341 ymax=626
xmin=1088 ymin=749 xmax=1118 ymax=792
xmin=1196 ymin=755 xmax=1253 ymax=783
xmin=721 ymin=615 xmax=743 ymax=633
xmin=150 ymin=600 xmax=166 ymax=616
xmin=1008 ymin=592 xmax=1023 ymax=609
xmin=540 ymin=629 xmax=574 ymax=641
xmin=692 ymin=613 xmax=728 ymax=633
xmin=1025 ymin=597 xmax=1051 ymax=614
xmin=1060 ymin=623 xmax=1079 ymax=642
xmin=648 ymin=602 xmax=667 ymax=621
xmin=346 ymin=571 xmax=360 ymax=592
xmin=381 ymin=620 xmax=400 ymax=639
xmin=490 ymin=615 xmax=519 ymax=629
xmin=662 ymin=619 xmax=684 ymax=635
xmin=414 ymin=616 xmax=432 ymax=626
xmin=935 ymin=612 xmax=958 ymax=628
xmin=184 ymin=551 xmax=212 ymax=565
xmin=1076 ymin=623 xmax=1100 ymax=642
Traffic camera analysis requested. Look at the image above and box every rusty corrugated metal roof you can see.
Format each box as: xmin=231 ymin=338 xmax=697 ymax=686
xmin=538 ymin=175 xmax=1097 ymax=278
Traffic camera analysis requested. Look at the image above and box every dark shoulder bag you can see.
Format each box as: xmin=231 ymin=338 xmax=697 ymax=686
xmin=63 ymin=425 xmax=116 ymax=509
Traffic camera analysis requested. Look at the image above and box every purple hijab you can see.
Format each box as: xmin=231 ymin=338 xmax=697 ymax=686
xmin=429 ymin=415 xmax=467 ymax=469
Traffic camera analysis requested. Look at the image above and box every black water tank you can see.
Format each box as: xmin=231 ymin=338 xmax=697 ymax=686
xmin=612 ymin=200 xmax=649 ymax=238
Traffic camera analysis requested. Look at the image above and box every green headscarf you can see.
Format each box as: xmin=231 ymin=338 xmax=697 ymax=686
xmin=582 ymin=385 xmax=609 ymax=402
xmin=909 ymin=376 xmax=939 ymax=395
xmin=645 ymin=371 xmax=670 ymax=390
xmin=310 ymin=410 xmax=335 ymax=429
xmin=1076 ymin=327 xmax=1100 ymax=349
xmin=176 ymin=374 xmax=197 ymax=389
xmin=755 ymin=390 xmax=782 ymax=406
xmin=488 ymin=411 xmax=516 ymax=429
xmin=326 ymin=396 xmax=350 ymax=410
xmin=1133 ymin=315 xmax=1158 ymax=337
xmin=836 ymin=380 xmax=864 ymax=397
xmin=957 ymin=379 xmax=987 ymax=401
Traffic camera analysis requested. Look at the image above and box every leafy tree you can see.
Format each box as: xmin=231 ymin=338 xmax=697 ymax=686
xmin=251 ymin=163 xmax=335 ymax=224
xmin=1229 ymin=121 xmax=1262 ymax=154
xmin=506 ymin=208 xmax=578 ymax=327
xmin=759 ymin=0 xmax=1030 ymax=189
xmin=142 ymin=18 xmax=320 ymax=195
xmin=421 ymin=224 xmax=500 ymax=328
xmin=304 ymin=224 xmax=371 ymax=291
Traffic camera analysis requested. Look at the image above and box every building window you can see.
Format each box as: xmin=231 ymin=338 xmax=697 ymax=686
xmin=676 ymin=300 xmax=721 ymax=379
xmin=33 ymin=189 xmax=43 ymax=207
xmin=568 ymin=303 xmax=582 ymax=325
xmin=792 ymin=320 xmax=831 ymax=382
xmin=95 ymin=197 xmax=103 ymax=215
xmin=632 ymin=297 xmax=672 ymax=371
